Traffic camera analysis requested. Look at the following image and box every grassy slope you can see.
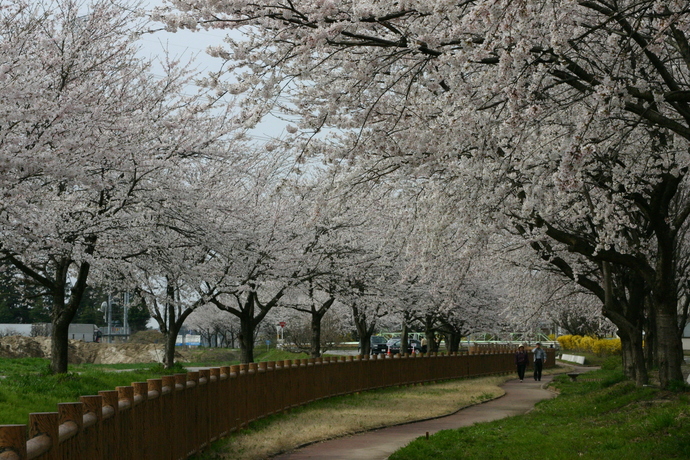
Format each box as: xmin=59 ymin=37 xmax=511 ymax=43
xmin=0 ymin=349 xmax=308 ymax=425
xmin=390 ymin=369 xmax=690 ymax=460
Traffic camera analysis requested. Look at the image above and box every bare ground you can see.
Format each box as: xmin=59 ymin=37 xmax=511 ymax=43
xmin=0 ymin=335 xmax=173 ymax=364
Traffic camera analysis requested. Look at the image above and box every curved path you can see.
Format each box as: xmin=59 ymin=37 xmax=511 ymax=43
xmin=271 ymin=369 xmax=573 ymax=460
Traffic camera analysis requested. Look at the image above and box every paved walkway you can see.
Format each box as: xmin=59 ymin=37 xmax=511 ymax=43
xmin=271 ymin=368 xmax=586 ymax=460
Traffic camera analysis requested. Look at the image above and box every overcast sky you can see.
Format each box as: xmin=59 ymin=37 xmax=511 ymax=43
xmin=139 ymin=1 xmax=288 ymax=142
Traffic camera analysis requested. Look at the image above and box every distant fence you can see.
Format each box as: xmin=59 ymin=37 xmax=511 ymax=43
xmin=0 ymin=346 xmax=554 ymax=460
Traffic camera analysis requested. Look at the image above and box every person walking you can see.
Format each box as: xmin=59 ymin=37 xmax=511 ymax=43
xmin=533 ymin=342 xmax=546 ymax=381
xmin=514 ymin=345 xmax=529 ymax=382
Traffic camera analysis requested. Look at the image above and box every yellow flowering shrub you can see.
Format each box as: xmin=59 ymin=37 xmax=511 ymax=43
xmin=557 ymin=334 xmax=621 ymax=355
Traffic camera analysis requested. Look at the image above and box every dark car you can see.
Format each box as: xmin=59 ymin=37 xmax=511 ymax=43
xmin=370 ymin=335 xmax=388 ymax=355
xmin=386 ymin=338 xmax=422 ymax=355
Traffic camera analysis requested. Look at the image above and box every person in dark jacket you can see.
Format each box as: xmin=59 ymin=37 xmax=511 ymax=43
xmin=514 ymin=345 xmax=529 ymax=382
xmin=533 ymin=342 xmax=547 ymax=381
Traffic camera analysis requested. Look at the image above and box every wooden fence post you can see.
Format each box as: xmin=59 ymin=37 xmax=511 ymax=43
xmin=197 ymin=369 xmax=210 ymax=451
xmin=218 ymin=366 xmax=231 ymax=437
xmin=79 ymin=395 xmax=103 ymax=460
xmin=98 ymin=390 xmax=119 ymax=460
xmin=208 ymin=368 xmax=221 ymax=442
xmin=186 ymin=371 xmax=200 ymax=457
xmin=116 ymin=386 xmax=134 ymax=460
xmin=256 ymin=363 xmax=267 ymax=419
xmin=131 ymin=382 xmax=149 ymax=460
xmin=146 ymin=379 xmax=163 ymax=460
xmin=27 ymin=412 xmax=58 ymax=460
xmin=0 ymin=425 xmax=26 ymax=460
xmin=291 ymin=360 xmax=301 ymax=408
xmin=228 ymin=366 xmax=242 ymax=432
xmin=57 ymin=402 xmax=83 ymax=459
xmin=160 ymin=375 xmax=178 ymax=460
xmin=173 ymin=373 xmax=189 ymax=458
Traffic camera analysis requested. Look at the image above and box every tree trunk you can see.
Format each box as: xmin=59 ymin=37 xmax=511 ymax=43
xmin=163 ymin=327 xmax=179 ymax=369
xmin=162 ymin=313 xmax=196 ymax=369
xmin=445 ymin=331 xmax=462 ymax=353
xmin=647 ymin=177 xmax=686 ymax=388
xmin=161 ymin=282 xmax=180 ymax=369
xmin=50 ymin=315 xmax=71 ymax=374
xmin=310 ymin=312 xmax=322 ymax=358
xmin=656 ymin=309 xmax=684 ymax=387
xmin=616 ymin=323 xmax=648 ymax=386
xmin=644 ymin=298 xmax=657 ymax=371
xmin=50 ymin=259 xmax=90 ymax=374
xmin=239 ymin=315 xmax=255 ymax=364
xmin=353 ymin=304 xmax=375 ymax=356
xmin=423 ymin=315 xmax=439 ymax=353
xmin=308 ymin=296 xmax=334 ymax=359
xmin=401 ymin=323 xmax=409 ymax=356
xmin=653 ymin=240 xmax=684 ymax=388
xmin=601 ymin=262 xmax=648 ymax=385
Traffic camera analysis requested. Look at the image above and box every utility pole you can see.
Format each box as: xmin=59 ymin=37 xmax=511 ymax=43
xmin=123 ymin=291 xmax=130 ymax=338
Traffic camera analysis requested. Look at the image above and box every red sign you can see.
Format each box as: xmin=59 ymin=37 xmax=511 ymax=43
xmin=279 ymin=322 xmax=286 ymax=328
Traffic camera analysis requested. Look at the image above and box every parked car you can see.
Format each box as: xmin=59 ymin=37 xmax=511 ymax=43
xmin=370 ymin=335 xmax=389 ymax=355
xmin=386 ymin=338 xmax=422 ymax=355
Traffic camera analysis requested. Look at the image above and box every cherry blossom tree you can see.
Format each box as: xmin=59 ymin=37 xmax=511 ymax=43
xmin=186 ymin=304 xmax=240 ymax=348
xmin=156 ymin=0 xmax=690 ymax=388
xmin=190 ymin=151 xmax=315 ymax=364
xmin=281 ymin=302 xmax=347 ymax=354
xmin=0 ymin=0 xmax=234 ymax=373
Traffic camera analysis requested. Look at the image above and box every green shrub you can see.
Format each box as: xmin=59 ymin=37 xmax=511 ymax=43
xmin=600 ymin=356 xmax=622 ymax=371
xmin=667 ymin=379 xmax=690 ymax=393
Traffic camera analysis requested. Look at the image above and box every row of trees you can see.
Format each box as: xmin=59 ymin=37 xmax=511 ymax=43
xmin=152 ymin=0 xmax=690 ymax=388
xmin=4 ymin=0 xmax=687 ymax=389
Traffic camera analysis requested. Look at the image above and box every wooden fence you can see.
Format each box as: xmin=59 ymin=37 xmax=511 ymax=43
xmin=0 ymin=347 xmax=554 ymax=460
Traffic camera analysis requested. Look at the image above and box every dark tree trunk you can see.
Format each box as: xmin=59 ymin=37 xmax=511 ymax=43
xmin=163 ymin=327 xmax=179 ymax=369
xmin=601 ymin=262 xmax=648 ymax=385
xmin=145 ymin=280 xmax=198 ymax=370
xmin=652 ymin=230 xmax=684 ymax=388
xmin=423 ymin=314 xmax=439 ymax=353
xmin=212 ymin=288 xmax=285 ymax=365
xmin=656 ymin=308 xmax=684 ymax=386
xmin=50 ymin=259 xmax=90 ymax=374
xmin=50 ymin=315 xmax=71 ymax=374
xmin=444 ymin=331 xmax=462 ymax=353
xmin=644 ymin=297 xmax=657 ymax=371
xmin=239 ymin=315 xmax=255 ymax=364
xmin=353 ymin=303 xmax=376 ymax=356
xmin=401 ymin=323 xmax=409 ymax=356
xmin=308 ymin=296 xmax=334 ymax=359
xmin=311 ymin=312 xmax=322 ymax=358
xmin=615 ymin=324 xmax=647 ymax=386
xmin=162 ymin=312 xmax=194 ymax=369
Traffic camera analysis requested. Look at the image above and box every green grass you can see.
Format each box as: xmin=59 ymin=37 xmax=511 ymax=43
xmin=390 ymin=369 xmax=690 ymax=460
xmin=558 ymin=350 xmax=614 ymax=366
xmin=0 ymin=359 xmax=190 ymax=425
xmin=252 ymin=349 xmax=310 ymax=363
xmin=0 ymin=349 xmax=310 ymax=426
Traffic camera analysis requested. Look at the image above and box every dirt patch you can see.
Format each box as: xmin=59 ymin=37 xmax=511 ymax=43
xmin=0 ymin=336 xmax=181 ymax=364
